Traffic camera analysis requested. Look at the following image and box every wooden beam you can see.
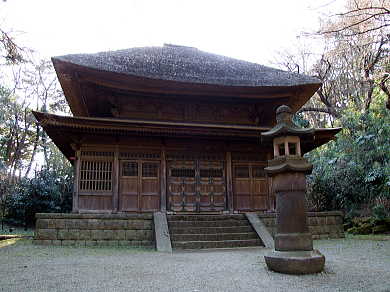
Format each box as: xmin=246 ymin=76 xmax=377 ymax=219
xmin=226 ymin=151 xmax=233 ymax=213
xmin=76 ymin=71 xmax=296 ymax=100
xmin=112 ymin=146 xmax=119 ymax=213
xmin=266 ymin=152 xmax=275 ymax=211
xmin=160 ymin=148 xmax=167 ymax=212
xmin=73 ymin=150 xmax=81 ymax=213
xmin=57 ymin=72 xmax=89 ymax=116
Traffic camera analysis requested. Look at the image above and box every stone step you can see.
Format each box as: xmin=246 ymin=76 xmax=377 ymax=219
xmin=168 ymin=220 xmax=249 ymax=228
xmin=167 ymin=214 xmax=263 ymax=250
xmin=172 ymin=239 xmax=263 ymax=249
xmin=169 ymin=226 xmax=254 ymax=234
xmin=167 ymin=215 xmax=246 ymax=221
xmin=171 ymin=232 xmax=259 ymax=242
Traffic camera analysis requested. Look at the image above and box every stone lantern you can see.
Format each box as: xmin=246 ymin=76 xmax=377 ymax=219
xmin=261 ymin=105 xmax=325 ymax=274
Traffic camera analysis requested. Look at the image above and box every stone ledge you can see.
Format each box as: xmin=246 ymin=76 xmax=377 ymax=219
xmin=257 ymin=211 xmax=344 ymax=218
xmin=36 ymin=219 xmax=152 ymax=231
xmin=35 ymin=228 xmax=153 ymax=240
xmin=256 ymin=211 xmax=344 ymax=239
xmin=34 ymin=213 xmax=155 ymax=246
xmin=36 ymin=213 xmax=153 ymax=220
xmin=33 ymin=239 xmax=154 ymax=247
xmin=307 ymin=211 xmax=344 ymax=217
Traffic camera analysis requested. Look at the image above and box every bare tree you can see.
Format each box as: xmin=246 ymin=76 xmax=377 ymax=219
xmin=273 ymin=0 xmax=390 ymax=126
xmin=320 ymin=0 xmax=390 ymax=37
xmin=319 ymin=0 xmax=390 ymax=109
xmin=0 ymin=28 xmax=24 ymax=64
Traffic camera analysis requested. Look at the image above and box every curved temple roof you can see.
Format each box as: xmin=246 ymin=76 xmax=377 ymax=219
xmin=54 ymin=44 xmax=320 ymax=88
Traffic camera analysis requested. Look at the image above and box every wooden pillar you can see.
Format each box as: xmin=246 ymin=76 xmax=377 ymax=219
xmin=73 ymin=150 xmax=80 ymax=213
xmin=112 ymin=147 xmax=119 ymax=213
xmin=226 ymin=151 xmax=233 ymax=213
xmin=160 ymin=148 xmax=167 ymax=212
xmin=266 ymin=152 xmax=274 ymax=211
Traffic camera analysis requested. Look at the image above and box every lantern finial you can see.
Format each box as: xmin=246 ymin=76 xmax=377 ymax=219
xmin=276 ymin=105 xmax=293 ymax=125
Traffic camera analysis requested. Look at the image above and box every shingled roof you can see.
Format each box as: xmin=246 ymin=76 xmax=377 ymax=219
xmin=53 ymin=44 xmax=320 ymax=88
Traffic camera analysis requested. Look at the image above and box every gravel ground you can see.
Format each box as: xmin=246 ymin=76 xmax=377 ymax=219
xmin=1 ymin=238 xmax=389 ymax=292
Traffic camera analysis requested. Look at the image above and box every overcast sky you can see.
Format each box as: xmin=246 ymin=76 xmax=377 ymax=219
xmin=1 ymin=0 xmax=343 ymax=65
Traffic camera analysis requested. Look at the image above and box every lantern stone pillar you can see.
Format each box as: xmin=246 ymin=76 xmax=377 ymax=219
xmin=262 ymin=105 xmax=325 ymax=274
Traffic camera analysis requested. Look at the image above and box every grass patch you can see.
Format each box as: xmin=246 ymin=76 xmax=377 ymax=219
xmin=345 ymin=233 xmax=390 ymax=241
xmin=0 ymin=237 xmax=155 ymax=256
xmin=0 ymin=237 xmax=24 ymax=248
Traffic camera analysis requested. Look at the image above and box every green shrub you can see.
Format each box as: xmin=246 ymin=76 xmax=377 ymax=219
xmin=306 ymin=101 xmax=390 ymax=214
xmin=6 ymin=168 xmax=73 ymax=226
xmin=372 ymin=204 xmax=388 ymax=221
xmin=372 ymin=224 xmax=390 ymax=234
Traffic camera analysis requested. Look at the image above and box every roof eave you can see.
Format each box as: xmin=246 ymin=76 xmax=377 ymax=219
xmin=52 ymin=58 xmax=321 ymax=117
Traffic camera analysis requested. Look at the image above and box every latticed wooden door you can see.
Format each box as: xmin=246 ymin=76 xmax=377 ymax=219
xmin=167 ymin=161 xmax=197 ymax=212
xmin=167 ymin=160 xmax=226 ymax=212
xmin=119 ymin=160 xmax=160 ymax=211
xmin=198 ymin=161 xmax=225 ymax=212
xmin=233 ymin=163 xmax=268 ymax=211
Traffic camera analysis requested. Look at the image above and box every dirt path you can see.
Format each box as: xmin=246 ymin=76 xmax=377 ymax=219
xmin=1 ymin=238 xmax=389 ymax=292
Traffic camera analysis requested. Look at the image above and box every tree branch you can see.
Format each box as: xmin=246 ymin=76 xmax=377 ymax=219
xmin=379 ymin=74 xmax=390 ymax=109
xmin=297 ymin=107 xmax=334 ymax=115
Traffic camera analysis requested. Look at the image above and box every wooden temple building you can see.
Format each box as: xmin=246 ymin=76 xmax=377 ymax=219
xmin=33 ymin=44 xmax=340 ymax=215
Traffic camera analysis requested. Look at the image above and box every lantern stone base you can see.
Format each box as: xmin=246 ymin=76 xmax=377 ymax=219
xmin=264 ymin=249 xmax=325 ymax=274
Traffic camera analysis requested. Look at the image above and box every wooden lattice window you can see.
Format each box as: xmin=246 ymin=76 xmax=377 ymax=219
xmin=166 ymin=151 xmax=224 ymax=161
xmin=120 ymin=152 xmax=161 ymax=159
xmin=122 ymin=162 xmax=138 ymax=177
xmin=200 ymin=168 xmax=223 ymax=178
xmin=79 ymin=161 xmax=113 ymax=191
xmin=81 ymin=151 xmax=114 ymax=157
xmin=171 ymin=168 xmax=195 ymax=177
xmin=142 ymin=163 xmax=159 ymax=177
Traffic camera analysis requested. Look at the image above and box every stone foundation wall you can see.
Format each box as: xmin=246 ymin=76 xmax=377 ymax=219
xmin=259 ymin=211 xmax=344 ymax=239
xmin=34 ymin=211 xmax=344 ymax=247
xmin=34 ymin=213 xmax=154 ymax=247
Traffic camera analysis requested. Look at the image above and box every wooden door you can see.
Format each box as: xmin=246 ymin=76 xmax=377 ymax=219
xmin=233 ymin=163 xmax=268 ymax=211
xmin=251 ymin=166 xmax=268 ymax=210
xmin=119 ymin=160 xmax=160 ymax=212
xmin=167 ymin=161 xmax=197 ymax=212
xmin=198 ymin=161 xmax=226 ymax=212
xmin=167 ymin=160 xmax=226 ymax=212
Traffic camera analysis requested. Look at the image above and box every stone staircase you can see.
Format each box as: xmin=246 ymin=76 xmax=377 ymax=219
xmin=167 ymin=214 xmax=264 ymax=250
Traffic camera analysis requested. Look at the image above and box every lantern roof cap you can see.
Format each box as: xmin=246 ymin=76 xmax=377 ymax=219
xmin=265 ymin=156 xmax=313 ymax=174
xmin=261 ymin=105 xmax=314 ymax=138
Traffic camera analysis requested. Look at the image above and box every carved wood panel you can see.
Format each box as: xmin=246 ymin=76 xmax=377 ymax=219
xmin=167 ymin=161 xmax=197 ymax=212
xmin=198 ymin=161 xmax=226 ymax=212
xmin=167 ymin=160 xmax=226 ymax=212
